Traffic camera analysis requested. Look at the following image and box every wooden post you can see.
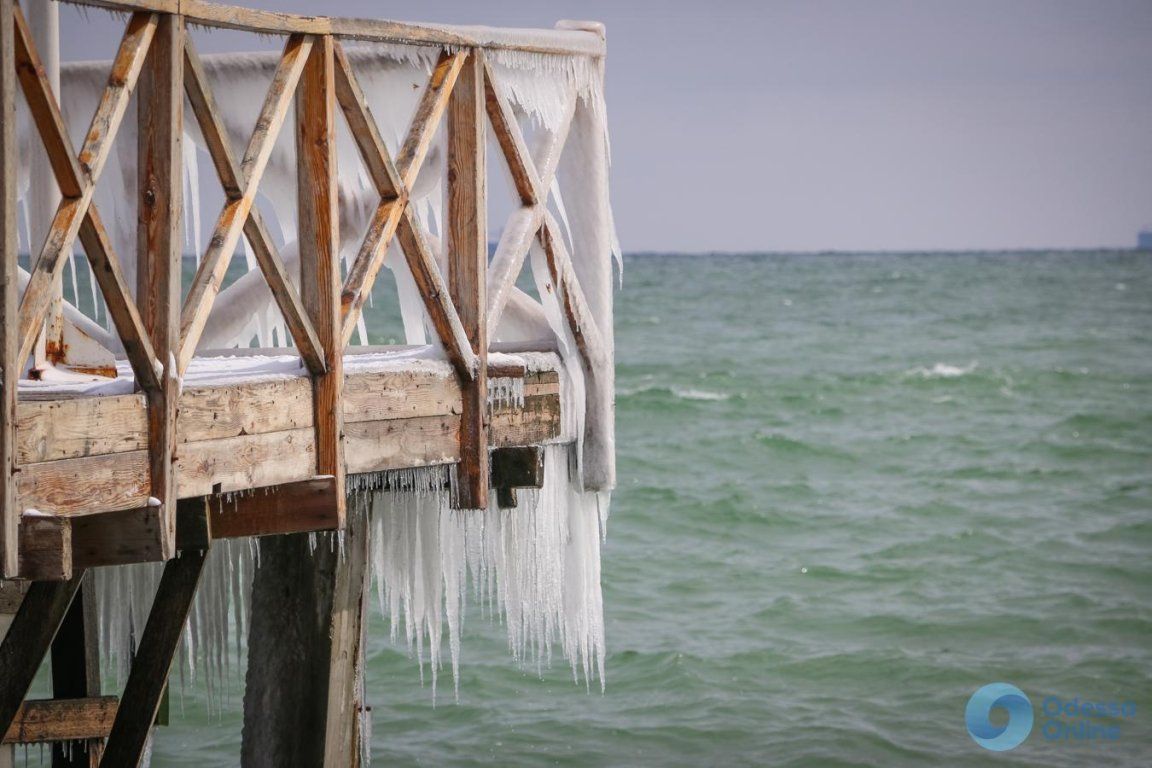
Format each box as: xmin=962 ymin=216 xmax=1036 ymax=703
xmin=100 ymin=549 xmax=207 ymax=767
xmin=0 ymin=577 xmax=84 ymax=738
xmin=242 ymin=509 xmax=371 ymax=768
xmin=297 ymin=35 xmax=345 ymax=525
xmin=50 ymin=577 xmax=102 ymax=767
xmin=137 ymin=13 xmax=183 ymax=559
xmin=0 ymin=0 xmax=18 ymax=578
xmin=447 ymin=50 xmax=488 ymax=510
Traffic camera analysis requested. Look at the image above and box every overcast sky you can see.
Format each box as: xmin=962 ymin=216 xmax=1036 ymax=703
xmin=57 ymin=0 xmax=1152 ymax=253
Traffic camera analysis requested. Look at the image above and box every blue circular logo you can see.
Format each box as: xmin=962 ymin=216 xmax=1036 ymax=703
xmin=966 ymin=683 xmax=1033 ymax=751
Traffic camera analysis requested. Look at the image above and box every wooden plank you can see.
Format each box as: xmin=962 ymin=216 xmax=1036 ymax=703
xmin=331 ymin=41 xmax=401 ymax=198
xmin=14 ymin=10 xmax=158 ymax=375
xmin=18 ymin=451 xmax=151 ymax=517
xmin=482 ymin=59 xmax=541 ymax=205
xmin=137 ymin=10 xmax=183 ymax=559
xmin=71 ymin=506 xmax=163 ymax=569
xmin=57 ymin=0 xmax=607 ymax=56
xmin=49 ymin=578 xmax=102 ymax=766
xmin=4 ymin=697 xmax=117 ymax=746
xmin=17 ymin=514 xmax=72 ymax=581
xmin=297 ymin=36 xmax=347 ymax=529
xmin=395 ymin=210 xmax=478 ymax=378
xmin=343 ymin=371 xmax=459 ymax=423
xmin=183 ymin=40 xmax=326 ymax=376
xmin=0 ymin=577 xmax=84 ymax=740
xmin=16 ymin=394 xmax=147 ymax=464
xmin=446 ymin=51 xmax=488 ymax=510
xmin=0 ymin=0 xmax=18 ymax=577
xmin=0 ymin=581 xmax=27 ymax=614
xmin=178 ymin=377 xmax=313 ymax=443
xmin=491 ymin=445 xmax=544 ymax=508
xmin=76 ymin=209 xmax=161 ymax=393
xmin=186 ymin=476 xmax=339 ymax=540
xmin=99 ymin=548 xmax=207 ymax=767
xmin=12 ymin=6 xmax=82 ymax=198
xmin=344 ymin=395 xmax=561 ymax=475
xmin=175 ymin=427 xmax=317 ymax=498
xmin=178 ymin=34 xmax=313 ymax=376
xmin=394 ymin=51 xmax=468 ymax=190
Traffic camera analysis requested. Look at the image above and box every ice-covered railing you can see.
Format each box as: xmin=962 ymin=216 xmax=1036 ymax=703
xmin=3 ymin=0 xmax=618 ymax=569
xmin=0 ymin=0 xmax=618 ymax=728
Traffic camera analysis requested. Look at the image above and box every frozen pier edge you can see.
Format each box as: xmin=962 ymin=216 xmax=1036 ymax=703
xmin=0 ymin=0 xmax=617 ymax=763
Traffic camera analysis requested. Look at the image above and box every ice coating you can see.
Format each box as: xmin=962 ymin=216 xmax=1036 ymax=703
xmin=16 ymin=14 xmax=616 ymax=700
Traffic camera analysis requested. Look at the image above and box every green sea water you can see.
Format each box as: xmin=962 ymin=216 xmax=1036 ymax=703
xmin=26 ymin=250 xmax=1151 ymax=766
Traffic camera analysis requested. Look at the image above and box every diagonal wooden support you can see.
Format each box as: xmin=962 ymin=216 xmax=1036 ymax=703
xmin=447 ymin=50 xmax=488 ymax=509
xmin=13 ymin=7 xmax=161 ymax=393
xmin=0 ymin=575 xmax=84 ymax=739
xmin=1 ymin=0 xmax=18 ymax=578
xmin=537 ymin=211 xmax=610 ymax=374
xmin=297 ymin=36 xmax=347 ymax=528
xmin=178 ymin=33 xmax=314 ymax=377
xmin=481 ymin=60 xmax=577 ymax=332
xmin=182 ymin=38 xmax=325 ymax=376
xmin=334 ymin=45 xmax=468 ymax=348
xmin=99 ymin=548 xmax=208 ymax=768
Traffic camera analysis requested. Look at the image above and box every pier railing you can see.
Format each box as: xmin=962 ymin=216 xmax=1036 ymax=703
xmin=0 ymin=0 xmax=609 ymax=577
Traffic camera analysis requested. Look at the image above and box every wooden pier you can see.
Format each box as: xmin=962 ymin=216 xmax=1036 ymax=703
xmin=0 ymin=0 xmax=609 ymax=763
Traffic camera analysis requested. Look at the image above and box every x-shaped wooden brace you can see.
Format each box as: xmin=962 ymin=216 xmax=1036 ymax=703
xmin=176 ymin=34 xmax=326 ymax=378
xmin=332 ymin=42 xmax=477 ymax=380
xmin=481 ymin=60 xmax=609 ymax=374
xmin=13 ymin=8 xmax=162 ymax=391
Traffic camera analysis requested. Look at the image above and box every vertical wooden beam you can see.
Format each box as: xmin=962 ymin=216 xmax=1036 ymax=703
xmin=0 ymin=0 xmax=18 ymax=578
xmin=100 ymin=549 xmax=207 ymax=768
xmin=447 ymin=50 xmax=488 ymax=510
xmin=0 ymin=577 xmax=84 ymax=738
xmin=297 ymin=35 xmax=345 ymax=525
xmin=137 ymin=13 xmax=183 ymax=559
xmin=242 ymin=510 xmax=371 ymax=768
xmin=50 ymin=578 xmax=102 ymax=767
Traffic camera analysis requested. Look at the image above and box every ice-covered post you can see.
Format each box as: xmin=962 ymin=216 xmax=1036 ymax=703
xmin=447 ymin=48 xmax=488 ymax=510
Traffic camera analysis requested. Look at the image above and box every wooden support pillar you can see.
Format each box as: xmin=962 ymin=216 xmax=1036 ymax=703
xmin=0 ymin=577 xmax=84 ymax=738
xmin=0 ymin=0 xmax=19 ymax=578
xmin=242 ymin=504 xmax=371 ymax=768
xmin=137 ymin=13 xmax=184 ymax=559
xmin=100 ymin=548 xmax=208 ymax=768
xmin=297 ymin=35 xmax=345 ymax=526
xmin=447 ymin=50 xmax=488 ymax=510
xmin=50 ymin=577 xmax=102 ymax=767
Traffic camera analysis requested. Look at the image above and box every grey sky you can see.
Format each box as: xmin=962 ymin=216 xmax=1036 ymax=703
xmin=57 ymin=0 xmax=1152 ymax=252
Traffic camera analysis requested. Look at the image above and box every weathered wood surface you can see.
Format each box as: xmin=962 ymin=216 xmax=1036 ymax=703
xmin=0 ymin=577 xmax=84 ymax=740
xmin=180 ymin=476 xmax=339 ymax=540
xmin=18 ymin=451 xmax=152 ymax=516
xmin=138 ymin=11 xmax=183 ymax=559
xmin=58 ymin=0 xmax=606 ymax=56
xmin=71 ymin=506 xmax=164 ymax=569
xmin=182 ymin=39 xmax=325 ymax=376
xmin=1 ymin=0 xmax=18 ymax=577
xmin=242 ymin=504 xmax=370 ymax=768
xmin=447 ymin=51 xmax=488 ymax=510
xmin=100 ymin=549 xmax=207 ymax=767
xmin=17 ymin=514 xmax=72 ymax=581
xmin=49 ymin=578 xmax=103 ymax=765
xmin=297 ymin=35 xmax=346 ymax=529
xmin=3 ymin=697 xmax=117 ymax=745
xmin=178 ymin=34 xmax=313 ymax=376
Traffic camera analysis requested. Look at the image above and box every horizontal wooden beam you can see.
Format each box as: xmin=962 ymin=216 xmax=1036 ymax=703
xmin=3 ymin=696 xmax=118 ymax=744
xmin=58 ymin=0 xmax=606 ymax=56
xmin=178 ymin=476 xmax=339 ymax=540
xmin=18 ymin=514 xmax=71 ymax=581
xmin=491 ymin=445 xmax=544 ymax=509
